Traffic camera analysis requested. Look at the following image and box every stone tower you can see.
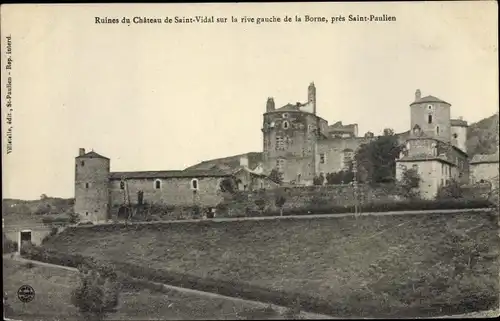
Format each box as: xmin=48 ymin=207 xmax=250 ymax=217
xmin=262 ymin=83 xmax=320 ymax=184
xmin=74 ymin=148 xmax=110 ymax=223
xmin=410 ymin=89 xmax=451 ymax=143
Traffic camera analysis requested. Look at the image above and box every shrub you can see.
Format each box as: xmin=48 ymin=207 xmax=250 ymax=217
xmin=2 ymin=233 xmax=18 ymax=254
xmin=437 ymin=179 xmax=464 ymax=200
xmin=71 ymin=264 xmax=120 ymax=321
xmin=397 ymin=168 xmax=421 ymax=199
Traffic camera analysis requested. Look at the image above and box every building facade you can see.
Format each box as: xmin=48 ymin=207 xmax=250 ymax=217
xmin=396 ymin=90 xmax=469 ymax=199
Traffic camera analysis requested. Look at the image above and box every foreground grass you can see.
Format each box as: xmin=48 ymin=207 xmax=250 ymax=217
xmin=3 ymin=259 xmax=296 ymax=320
xmin=42 ymin=212 xmax=500 ymax=317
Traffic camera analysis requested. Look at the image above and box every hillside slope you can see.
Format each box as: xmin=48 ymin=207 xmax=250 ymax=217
xmin=42 ymin=212 xmax=499 ymax=318
xmin=467 ymin=113 xmax=499 ymax=157
xmin=185 ymin=152 xmax=263 ymax=172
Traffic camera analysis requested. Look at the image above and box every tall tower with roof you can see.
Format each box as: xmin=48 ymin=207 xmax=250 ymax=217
xmin=410 ymin=89 xmax=452 ymax=143
xmin=74 ymin=148 xmax=110 ymax=222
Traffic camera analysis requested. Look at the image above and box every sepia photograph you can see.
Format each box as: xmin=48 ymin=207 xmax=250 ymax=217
xmin=1 ymin=2 xmax=499 ymax=320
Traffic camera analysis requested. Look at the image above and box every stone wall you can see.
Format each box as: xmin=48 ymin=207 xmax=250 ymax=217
xmin=217 ymin=184 xmax=402 ymax=217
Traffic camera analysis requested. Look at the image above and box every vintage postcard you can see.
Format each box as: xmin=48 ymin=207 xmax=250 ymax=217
xmin=1 ymin=2 xmax=499 ymax=320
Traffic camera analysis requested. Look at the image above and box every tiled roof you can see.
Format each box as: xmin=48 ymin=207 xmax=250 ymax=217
xmin=470 ymin=152 xmax=500 ymax=164
xmin=76 ymin=151 xmax=109 ymax=159
xmin=275 ymin=103 xmax=302 ymax=112
xmin=410 ymin=95 xmax=450 ymax=106
xmin=109 ymin=169 xmax=232 ymax=180
xmin=451 ymin=119 xmax=468 ymax=127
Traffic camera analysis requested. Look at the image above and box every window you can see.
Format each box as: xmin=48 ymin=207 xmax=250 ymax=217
xmin=342 ymin=149 xmax=354 ymax=170
xmin=436 ymin=126 xmax=440 ymax=135
xmin=154 ymin=179 xmax=161 ymax=190
xmin=319 ymin=153 xmax=326 ymax=164
xmin=120 ymin=181 xmax=125 ymax=190
xmin=85 ymin=183 xmax=89 ymax=189
xmin=191 ymin=179 xmax=199 ymax=190
xmin=427 ymin=104 xmax=433 ymax=110
xmin=276 ymin=158 xmax=286 ymax=172
xmin=453 ymin=133 xmax=458 ymax=139
xmin=275 ymin=136 xmax=285 ymax=150
xmin=297 ymin=173 xmax=301 ymax=182
xmin=282 ymin=113 xmax=289 ymax=119
xmin=283 ymin=121 xmax=289 ymax=129
xmin=137 ymin=191 xmax=144 ymax=205
xmin=81 ymin=161 xmax=85 ymax=166
xmin=428 ymin=114 xmax=433 ymax=124
xmin=86 ymin=212 xmax=89 ymax=216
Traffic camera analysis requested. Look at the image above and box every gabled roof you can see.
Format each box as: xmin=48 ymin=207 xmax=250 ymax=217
xmin=470 ymin=152 xmax=499 ymax=164
xmin=76 ymin=151 xmax=109 ymax=160
xmin=109 ymin=169 xmax=232 ymax=180
xmin=410 ymin=95 xmax=450 ymax=106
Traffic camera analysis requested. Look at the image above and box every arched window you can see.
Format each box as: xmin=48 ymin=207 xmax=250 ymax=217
xmin=154 ymin=179 xmax=161 ymax=190
xmin=283 ymin=121 xmax=289 ymax=129
xmin=191 ymin=178 xmax=199 ymax=190
xmin=428 ymin=115 xmax=433 ymax=124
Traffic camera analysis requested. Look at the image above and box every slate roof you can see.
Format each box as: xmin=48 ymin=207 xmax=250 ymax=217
xmin=76 ymin=151 xmax=110 ymax=159
xmin=470 ymin=152 xmax=500 ymax=164
xmin=410 ymin=95 xmax=450 ymax=106
xmin=109 ymin=169 xmax=232 ymax=180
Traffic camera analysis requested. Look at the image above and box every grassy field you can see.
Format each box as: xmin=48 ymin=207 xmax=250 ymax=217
xmin=3 ymin=259 xmax=298 ymax=320
xmin=41 ymin=211 xmax=500 ymax=317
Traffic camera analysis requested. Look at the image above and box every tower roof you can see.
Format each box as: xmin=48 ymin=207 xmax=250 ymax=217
xmin=76 ymin=151 xmax=109 ymax=159
xmin=410 ymin=95 xmax=450 ymax=106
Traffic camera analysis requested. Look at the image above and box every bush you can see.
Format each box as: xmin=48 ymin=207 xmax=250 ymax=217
xmin=71 ymin=264 xmax=120 ymax=321
xmin=2 ymin=233 xmax=18 ymax=254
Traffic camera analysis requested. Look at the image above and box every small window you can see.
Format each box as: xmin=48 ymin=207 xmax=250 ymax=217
xmin=154 ymin=179 xmax=161 ymax=190
xmin=453 ymin=133 xmax=458 ymax=139
xmin=120 ymin=181 xmax=125 ymax=190
xmin=86 ymin=212 xmax=89 ymax=216
xmin=85 ymin=183 xmax=89 ymax=189
xmin=436 ymin=126 xmax=440 ymax=135
xmin=282 ymin=113 xmax=289 ymax=119
xmin=191 ymin=179 xmax=199 ymax=190
xmin=81 ymin=161 xmax=85 ymax=166
xmin=283 ymin=121 xmax=289 ymax=129
xmin=319 ymin=153 xmax=326 ymax=164
xmin=428 ymin=115 xmax=433 ymax=124
xmin=427 ymin=104 xmax=432 ymax=110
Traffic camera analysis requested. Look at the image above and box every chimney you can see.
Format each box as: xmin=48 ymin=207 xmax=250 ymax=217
xmin=240 ymin=156 xmax=249 ymax=168
xmin=79 ymin=148 xmax=85 ymax=156
xmin=266 ymin=97 xmax=275 ymax=112
xmin=415 ymin=89 xmax=421 ymax=101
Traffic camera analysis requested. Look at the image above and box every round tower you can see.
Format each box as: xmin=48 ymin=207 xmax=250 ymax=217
xmin=450 ymin=116 xmax=468 ymax=153
xmin=410 ymin=89 xmax=451 ymax=143
xmin=74 ymin=148 xmax=110 ymax=223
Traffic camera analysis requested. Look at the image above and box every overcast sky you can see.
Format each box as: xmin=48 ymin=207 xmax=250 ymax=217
xmin=1 ymin=2 xmax=498 ymax=200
